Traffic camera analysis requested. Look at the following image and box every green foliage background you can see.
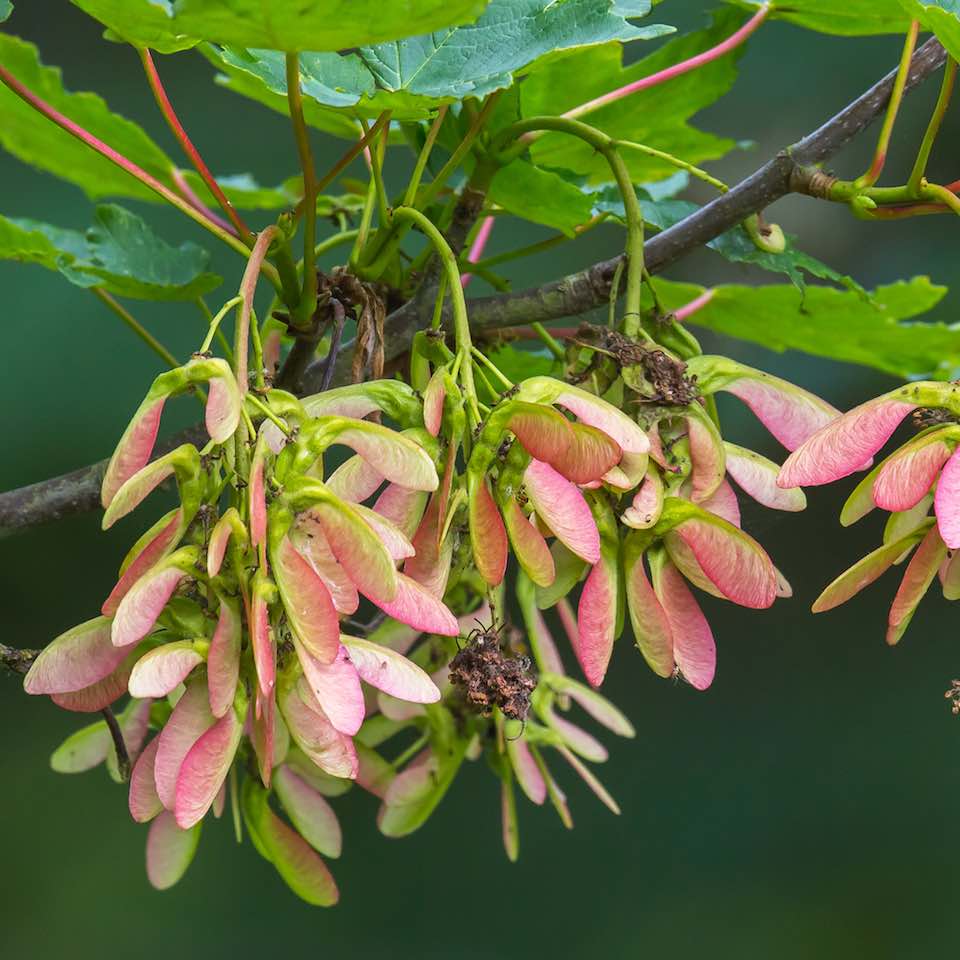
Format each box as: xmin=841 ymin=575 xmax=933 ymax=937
xmin=2 ymin=3 xmax=960 ymax=956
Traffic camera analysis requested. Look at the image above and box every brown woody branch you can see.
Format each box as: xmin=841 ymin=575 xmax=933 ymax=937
xmin=0 ymin=37 xmax=945 ymax=537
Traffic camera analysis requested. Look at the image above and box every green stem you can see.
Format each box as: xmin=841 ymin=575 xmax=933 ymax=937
xmin=908 ymin=56 xmax=957 ymax=194
xmin=391 ymin=206 xmax=480 ymax=425
xmin=471 ymin=346 xmax=514 ymax=389
xmin=362 ymin=112 xmax=392 ymax=228
xmin=431 ymin=270 xmax=447 ymax=331
xmin=415 ymin=94 xmax=502 ymax=210
xmin=92 ymin=288 xmax=179 ymax=369
xmin=349 ymin=178 xmax=378 ymax=271
xmin=199 ymin=295 xmax=243 ymax=354
xmin=494 ymin=116 xmax=646 ymax=336
xmin=195 ymin=297 xmax=234 ymax=359
xmin=616 ymin=140 xmax=728 ymax=192
xmin=314 ymin=229 xmax=360 ymax=260
xmin=404 ymin=106 xmax=448 ymax=207
xmin=919 ymin=181 xmax=960 ymax=216
xmin=285 ymin=53 xmax=318 ymax=328
xmin=855 ymin=20 xmax=920 ymax=189
xmin=248 ymin=306 xmax=266 ymax=391
xmin=246 ymin=392 xmax=290 ymax=434
xmin=315 ymin=112 xmax=390 ymax=195
xmin=530 ymin=322 xmax=565 ymax=361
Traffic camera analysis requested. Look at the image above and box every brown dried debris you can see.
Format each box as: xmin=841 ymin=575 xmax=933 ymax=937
xmin=448 ymin=628 xmax=537 ymax=722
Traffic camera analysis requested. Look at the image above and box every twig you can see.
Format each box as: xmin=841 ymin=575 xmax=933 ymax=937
xmin=101 ymin=706 xmax=131 ymax=782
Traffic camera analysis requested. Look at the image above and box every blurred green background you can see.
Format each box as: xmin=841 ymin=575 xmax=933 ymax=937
xmin=3 ymin=3 xmax=960 ymax=958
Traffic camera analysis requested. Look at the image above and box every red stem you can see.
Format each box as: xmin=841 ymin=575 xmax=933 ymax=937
xmin=561 ymin=2 xmax=771 ymax=123
xmin=171 ymin=168 xmax=236 ymax=235
xmin=0 ymin=62 xmax=250 ymax=258
xmin=140 ymin=49 xmax=250 ymax=238
xmin=460 ymin=215 xmax=495 ymax=288
xmin=673 ymin=289 xmax=716 ymax=322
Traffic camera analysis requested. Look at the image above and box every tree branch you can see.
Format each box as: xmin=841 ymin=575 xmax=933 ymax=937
xmin=464 ymin=35 xmax=947 ymax=329
xmin=0 ymin=37 xmax=945 ymax=537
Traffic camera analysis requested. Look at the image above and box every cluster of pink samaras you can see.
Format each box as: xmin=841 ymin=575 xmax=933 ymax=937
xmin=778 ymin=381 xmax=960 ymax=645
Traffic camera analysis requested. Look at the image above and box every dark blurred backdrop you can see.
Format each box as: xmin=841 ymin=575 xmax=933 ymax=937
xmin=2 ymin=3 xmax=959 ymax=958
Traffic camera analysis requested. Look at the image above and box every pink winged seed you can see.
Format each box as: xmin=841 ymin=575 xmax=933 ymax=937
xmin=128 ymin=736 xmax=163 ymax=823
xmin=724 ymin=445 xmax=805 ymax=512
xmin=341 ymin=636 xmax=441 ymax=703
xmin=273 ymin=536 xmax=341 ymax=665
xmin=469 ymin=478 xmax=508 ymax=586
xmin=523 ymin=459 xmax=601 ymax=564
xmin=624 ymin=552 xmax=675 ymax=679
xmin=112 ymin=563 xmax=188 ymax=648
xmin=502 ymin=497 xmax=556 ymax=588
xmin=887 ymin=525 xmax=948 ymax=646
xmin=874 ymin=440 xmax=952 ymax=513
xmin=309 ymin=501 xmax=398 ymax=605
xmin=295 ymin=644 xmax=365 ymax=736
xmin=291 ymin=524 xmax=360 ymax=615
xmin=145 ymin=811 xmax=200 ymax=891
xmin=51 ymin=651 xmax=137 ymax=712
xmin=153 ymin=682 xmax=215 ymax=810
xmin=24 ymin=616 xmax=128 ymax=695
xmin=203 ymin=371 xmax=241 ymax=443
xmin=779 ymin=397 xmax=917 ymax=488
xmin=376 ymin=573 xmax=459 ymax=636
xmin=699 ymin=479 xmax=741 ymax=528
xmin=686 ymin=413 xmax=725 ymax=503
xmin=102 ymin=509 xmax=182 ymax=616
xmin=128 ymin=642 xmax=204 ymax=698
xmin=372 ymin=483 xmax=429 ymax=540
xmin=174 ymin=708 xmax=243 ymax=829
xmin=506 ymin=736 xmax=547 ymax=805
xmin=207 ymin=598 xmax=242 ymax=718
xmin=575 ymin=556 xmax=618 ymax=687
xmin=725 ymin=377 xmax=839 ymax=452
xmin=250 ymin=589 xmax=277 ymax=695
xmin=333 ymin=423 xmax=438 ymax=492
xmin=280 ymin=683 xmax=358 ymax=780
xmin=652 ymin=557 xmax=716 ymax=691
xmin=935 ymin=446 xmax=960 ymax=549
xmin=672 ymin=516 xmax=777 ymax=609
xmin=422 ymin=367 xmax=446 ymax=437
xmin=101 ymin=398 xmax=165 ymax=508
xmin=554 ymin=389 xmax=649 ymax=455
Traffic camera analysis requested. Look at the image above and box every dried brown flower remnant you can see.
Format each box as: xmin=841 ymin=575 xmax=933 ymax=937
xmin=944 ymin=678 xmax=960 ymax=715
xmin=449 ymin=630 xmax=537 ymax=721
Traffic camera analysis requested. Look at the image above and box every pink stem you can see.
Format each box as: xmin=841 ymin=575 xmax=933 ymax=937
xmin=170 ymin=168 xmax=237 ymax=236
xmin=460 ymin=215 xmax=495 ymax=288
xmin=562 ymin=3 xmax=771 ymax=124
xmin=673 ymin=289 xmax=715 ymax=322
xmin=141 ymin=49 xmax=250 ymax=237
xmin=237 ymin=226 xmax=280 ymax=396
xmin=0 ymin=62 xmax=247 ymax=254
